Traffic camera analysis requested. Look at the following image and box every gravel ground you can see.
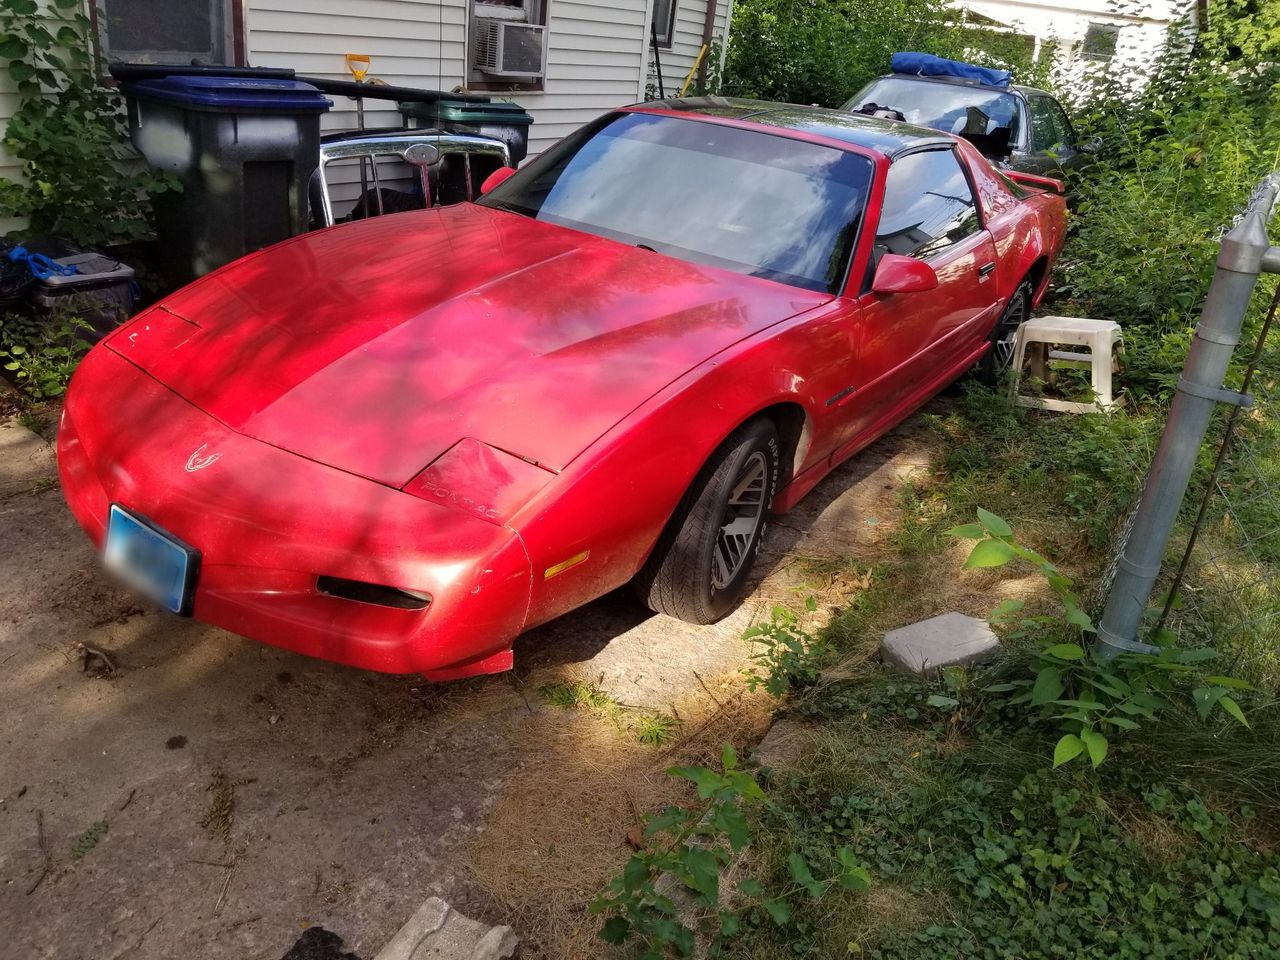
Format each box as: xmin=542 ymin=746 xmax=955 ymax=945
xmin=0 ymin=409 xmax=934 ymax=959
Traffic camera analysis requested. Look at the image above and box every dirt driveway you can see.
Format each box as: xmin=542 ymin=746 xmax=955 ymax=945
xmin=0 ymin=410 xmax=934 ymax=959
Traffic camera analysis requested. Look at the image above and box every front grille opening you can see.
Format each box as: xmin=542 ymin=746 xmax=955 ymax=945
xmin=316 ymin=576 xmax=432 ymax=610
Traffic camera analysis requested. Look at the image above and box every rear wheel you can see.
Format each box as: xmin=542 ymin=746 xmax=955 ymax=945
xmin=978 ymin=279 xmax=1033 ymax=385
xmin=635 ymin=419 xmax=780 ymax=624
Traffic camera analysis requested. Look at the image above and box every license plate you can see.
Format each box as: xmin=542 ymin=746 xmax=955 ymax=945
xmin=104 ymin=505 xmax=199 ymax=615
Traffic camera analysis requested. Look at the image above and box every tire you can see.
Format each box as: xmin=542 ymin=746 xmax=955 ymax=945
xmin=977 ymin=279 xmax=1033 ymax=385
xmin=635 ymin=418 xmax=780 ymax=624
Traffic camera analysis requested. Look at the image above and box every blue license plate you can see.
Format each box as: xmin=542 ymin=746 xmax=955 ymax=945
xmin=104 ymin=505 xmax=199 ymax=615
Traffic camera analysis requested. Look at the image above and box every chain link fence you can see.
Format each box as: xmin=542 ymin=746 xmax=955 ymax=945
xmin=1096 ymin=174 xmax=1280 ymax=679
xmin=1152 ymin=283 xmax=1280 ymax=683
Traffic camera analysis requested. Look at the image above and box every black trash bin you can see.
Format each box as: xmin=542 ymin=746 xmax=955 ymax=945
xmin=397 ymin=99 xmax=534 ymax=166
xmin=122 ymin=75 xmax=332 ymax=287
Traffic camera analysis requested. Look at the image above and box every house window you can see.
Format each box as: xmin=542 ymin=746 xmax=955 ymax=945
xmin=1081 ymin=22 xmax=1120 ymax=60
xmin=470 ymin=0 xmax=547 ymax=91
xmin=93 ymin=0 xmax=238 ymax=66
xmin=651 ymin=0 xmax=678 ymax=48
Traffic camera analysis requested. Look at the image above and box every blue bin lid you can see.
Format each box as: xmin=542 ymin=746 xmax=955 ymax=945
xmin=125 ymin=75 xmax=333 ymax=113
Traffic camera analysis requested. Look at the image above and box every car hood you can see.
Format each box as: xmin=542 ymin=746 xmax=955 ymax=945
xmin=106 ymin=204 xmax=829 ymax=486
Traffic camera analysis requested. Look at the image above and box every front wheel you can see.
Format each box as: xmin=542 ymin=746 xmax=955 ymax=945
xmin=635 ymin=419 xmax=780 ymax=624
xmin=977 ymin=279 xmax=1032 ymax=385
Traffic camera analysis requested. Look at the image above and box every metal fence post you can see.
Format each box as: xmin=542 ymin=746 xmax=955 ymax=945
xmin=1095 ymin=176 xmax=1280 ymax=657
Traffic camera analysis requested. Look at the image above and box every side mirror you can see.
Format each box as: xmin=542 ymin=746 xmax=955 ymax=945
xmin=1079 ymin=135 xmax=1104 ymax=155
xmin=871 ymin=254 xmax=939 ymax=294
xmin=480 ymin=166 xmax=518 ymax=195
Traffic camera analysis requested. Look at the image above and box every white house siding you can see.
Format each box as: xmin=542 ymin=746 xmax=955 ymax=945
xmin=245 ymin=0 xmax=470 ymax=134
xmin=523 ymin=0 xmax=651 ymax=155
xmin=0 ymin=0 xmax=708 ymax=230
xmin=0 ymin=74 xmax=22 ymax=235
xmin=953 ymin=0 xmax=1193 ymax=90
xmin=647 ymin=0 xmax=733 ymax=98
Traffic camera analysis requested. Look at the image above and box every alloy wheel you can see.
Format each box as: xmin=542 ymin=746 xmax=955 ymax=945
xmin=711 ymin=451 xmax=768 ymax=590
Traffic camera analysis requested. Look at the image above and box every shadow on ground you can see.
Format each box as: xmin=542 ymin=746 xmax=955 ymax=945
xmin=0 ymin=409 xmax=937 ymax=959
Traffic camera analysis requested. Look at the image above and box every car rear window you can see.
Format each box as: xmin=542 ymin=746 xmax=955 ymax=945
xmin=845 ymin=76 xmax=1021 ymax=144
xmin=478 ymin=111 xmax=873 ymax=294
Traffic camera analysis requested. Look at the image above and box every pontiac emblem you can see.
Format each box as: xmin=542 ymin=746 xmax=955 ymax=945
xmin=185 ymin=444 xmax=222 ymax=473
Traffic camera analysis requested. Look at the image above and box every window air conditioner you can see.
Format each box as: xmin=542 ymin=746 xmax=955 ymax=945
xmin=474 ymin=19 xmax=547 ymax=78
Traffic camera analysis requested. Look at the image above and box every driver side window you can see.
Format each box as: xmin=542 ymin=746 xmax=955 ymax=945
xmin=874 ymin=149 xmax=980 ymax=261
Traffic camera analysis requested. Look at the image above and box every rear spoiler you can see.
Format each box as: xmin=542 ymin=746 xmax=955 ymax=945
xmin=1005 ymin=170 xmax=1066 ymax=195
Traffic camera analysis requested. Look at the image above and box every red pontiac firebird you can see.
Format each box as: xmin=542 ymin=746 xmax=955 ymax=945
xmin=58 ymin=98 xmax=1066 ymax=681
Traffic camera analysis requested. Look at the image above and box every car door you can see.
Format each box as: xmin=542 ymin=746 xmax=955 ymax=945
xmin=831 ymin=147 xmax=1000 ymax=459
xmin=1019 ymin=94 xmax=1081 ymax=174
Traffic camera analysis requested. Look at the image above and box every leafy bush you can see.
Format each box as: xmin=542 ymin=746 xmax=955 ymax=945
xmin=732 ymin=735 xmax=1280 ymax=959
xmin=0 ymin=0 xmax=174 ymax=246
xmin=948 ymin=510 xmax=1251 ymax=768
xmin=0 ymin=311 xmax=89 ymax=398
xmin=720 ymin=0 xmax=1049 ymax=108
xmin=592 ymin=744 xmax=870 ymax=957
xmin=745 ymin=598 xmax=833 ymax=698
xmin=1051 ymin=0 xmax=1280 ymax=396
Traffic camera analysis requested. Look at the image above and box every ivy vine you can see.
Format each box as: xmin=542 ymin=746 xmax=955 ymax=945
xmin=0 ymin=0 xmax=175 ymax=246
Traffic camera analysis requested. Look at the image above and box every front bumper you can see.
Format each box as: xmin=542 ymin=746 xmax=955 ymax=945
xmin=58 ymin=347 xmax=532 ymax=676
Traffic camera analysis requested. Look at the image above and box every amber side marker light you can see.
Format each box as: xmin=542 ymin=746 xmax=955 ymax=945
xmin=544 ymin=550 xmax=589 ymax=580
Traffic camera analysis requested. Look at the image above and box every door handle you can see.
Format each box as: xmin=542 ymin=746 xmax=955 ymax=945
xmin=978 ymin=262 xmax=996 ymax=278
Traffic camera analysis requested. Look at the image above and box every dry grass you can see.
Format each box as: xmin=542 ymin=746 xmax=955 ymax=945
xmin=463 ymin=670 xmax=774 ymax=959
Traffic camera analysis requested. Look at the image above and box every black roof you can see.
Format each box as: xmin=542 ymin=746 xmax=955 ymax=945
xmin=634 ymin=96 xmax=954 ymax=157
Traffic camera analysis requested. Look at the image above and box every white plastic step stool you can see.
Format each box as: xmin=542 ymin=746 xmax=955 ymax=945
xmin=1010 ymin=316 xmax=1124 ymax=414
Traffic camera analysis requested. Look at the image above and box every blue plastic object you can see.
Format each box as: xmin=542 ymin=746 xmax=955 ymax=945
xmin=8 ymin=245 xmax=78 ymax=281
xmin=890 ymin=52 xmax=1012 ymax=89
xmin=125 ymin=76 xmax=332 ymax=113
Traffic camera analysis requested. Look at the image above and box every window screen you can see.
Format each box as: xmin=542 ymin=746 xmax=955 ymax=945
xmin=874 ymin=150 xmax=980 ymax=261
xmin=1082 ymin=23 xmax=1120 ymax=60
xmin=651 ymin=0 xmax=678 ymax=46
xmin=97 ymin=0 xmax=230 ymax=64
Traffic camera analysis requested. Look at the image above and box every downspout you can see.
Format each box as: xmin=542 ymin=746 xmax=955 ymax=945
xmin=698 ymin=0 xmax=719 ymax=93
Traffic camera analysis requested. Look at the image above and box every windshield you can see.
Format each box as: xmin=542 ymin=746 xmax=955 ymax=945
xmin=478 ymin=111 xmax=872 ymax=294
xmin=843 ymin=77 xmax=1021 ymax=143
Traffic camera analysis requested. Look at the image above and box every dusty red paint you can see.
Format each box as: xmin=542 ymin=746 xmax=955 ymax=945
xmin=58 ymin=104 xmax=1066 ymax=679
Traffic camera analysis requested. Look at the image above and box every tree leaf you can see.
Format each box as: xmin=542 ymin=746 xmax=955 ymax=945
xmin=976 ymin=507 xmax=1012 ymax=537
xmin=682 ymin=848 xmax=720 ymax=903
xmin=1079 ymin=728 xmax=1109 ymax=767
xmin=944 ymin=522 xmax=984 ymax=539
xmin=926 ymin=694 xmax=959 ymax=709
xmin=0 ymin=34 xmax=27 ymax=59
xmin=1053 ymin=733 xmax=1085 ymax=768
xmin=837 ymin=847 xmax=872 ymax=891
xmin=762 ymin=897 xmax=790 ymax=925
xmin=1043 ymin=643 xmax=1085 ymax=661
xmin=788 ymin=852 xmax=823 ymax=898
xmin=1192 ymin=685 xmax=1228 ymax=721
xmin=721 ymin=742 xmax=738 ymax=773
xmin=599 ymin=915 xmax=630 ymax=944
xmin=1218 ymin=695 xmax=1249 ymax=728
xmin=1204 ymin=675 xmax=1253 ymax=690
xmin=1102 ymin=716 xmax=1140 ymax=730
xmin=965 ymin=538 xmax=1016 ymax=568
xmin=1064 ymin=606 xmax=1095 ymax=630
xmin=738 ymin=877 xmax=764 ymax=898
xmin=712 ymin=799 xmax=751 ymax=852
xmin=1031 ymin=665 xmax=1065 ymax=706
xmin=719 ymin=910 xmax=741 ymax=937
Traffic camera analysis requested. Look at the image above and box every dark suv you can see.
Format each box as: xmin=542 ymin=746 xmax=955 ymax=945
xmin=841 ymin=73 xmax=1098 ymax=176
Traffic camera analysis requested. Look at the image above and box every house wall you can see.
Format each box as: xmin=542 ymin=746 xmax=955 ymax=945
xmin=0 ymin=0 xmax=718 ymax=233
xmin=955 ymin=0 xmax=1194 ymax=90
xmin=646 ymin=0 xmax=733 ymax=98
xmin=245 ymin=0 xmax=651 ymax=157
